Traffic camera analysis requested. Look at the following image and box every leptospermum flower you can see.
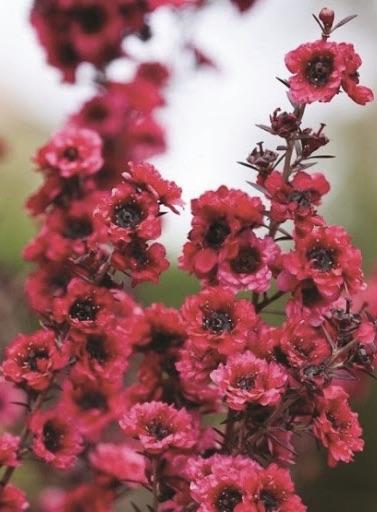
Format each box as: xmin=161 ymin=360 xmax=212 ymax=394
xmin=1 ymin=5 xmax=376 ymax=512
xmin=119 ymin=401 xmax=198 ymax=454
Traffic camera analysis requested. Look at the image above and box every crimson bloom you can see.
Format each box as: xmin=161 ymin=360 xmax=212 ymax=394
xmin=181 ymin=287 xmax=258 ymax=355
xmin=89 ymin=443 xmax=147 ymax=486
xmin=180 ymin=186 xmax=264 ymax=281
xmin=286 ymin=39 xmax=373 ymax=105
xmin=265 ymin=171 xmax=330 ymax=223
xmin=218 ymin=232 xmax=280 ymax=293
xmin=2 ymin=330 xmax=68 ymax=391
xmin=120 ymin=401 xmax=198 ymax=454
xmin=29 ymin=409 xmax=83 ymax=469
xmin=313 ymin=385 xmax=364 ymax=467
xmin=278 ymin=225 xmax=365 ymax=299
xmin=0 ymin=434 xmax=20 ymax=468
xmin=211 ymin=351 xmax=287 ymax=411
xmin=0 ymin=484 xmax=29 ymax=511
xmin=34 ymin=127 xmax=103 ymax=178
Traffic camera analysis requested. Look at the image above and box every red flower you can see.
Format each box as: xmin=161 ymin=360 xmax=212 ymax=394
xmin=29 ymin=408 xmax=83 ymax=469
xmin=211 ymin=351 xmax=287 ymax=410
xmin=89 ymin=443 xmax=147 ymax=486
xmin=279 ymin=319 xmax=331 ymax=369
xmin=2 ymin=330 xmax=68 ymax=391
xmin=249 ymin=463 xmax=307 ymax=511
xmin=54 ymin=484 xmax=114 ymax=512
xmin=52 ymin=278 xmax=123 ymax=331
xmin=180 ymin=186 xmax=264 ymax=280
xmin=111 ymin=239 xmax=169 ymax=286
xmin=35 ymin=127 xmax=103 ymax=178
xmin=313 ymin=385 xmax=364 ymax=467
xmin=189 ymin=454 xmax=261 ymax=512
xmin=61 ymin=369 xmax=120 ymax=438
xmin=286 ymin=40 xmax=345 ymax=104
xmin=278 ymin=225 xmax=365 ymax=298
xmin=93 ymin=182 xmax=161 ymax=245
xmin=25 ymin=264 xmax=71 ymax=315
xmin=286 ymin=39 xmax=374 ymax=105
xmin=125 ymin=161 xmax=183 ymax=213
xmin=218 ymin=233 xmax=280 ymax=293
xmin=177 ymin=341 xmax=224 ymax=407
xmin=119 ymin=401 xmax=198 ymax=454
xmin=339 ymin=43 xmax=374 ymax=105
xmin=0 ymin=484 xmax=28 ymax=511
xmin=69 ymin=325 xmax=132 ymax=380
xmin=138 ymin=303 xmax=186 ymax=352
xmin=24 ymin=193 xmax=102 ymax=263
xmin=0 ymin=434 xmax=20 ymax=468
xmin=265 ymin=171 xmax=330 ymax=223
xmin=181 ymin=287 xmax=258 ymax=355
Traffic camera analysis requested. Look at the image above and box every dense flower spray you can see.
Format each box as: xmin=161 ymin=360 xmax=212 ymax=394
xmin=0 ymin=4 xmax=376 ymax=511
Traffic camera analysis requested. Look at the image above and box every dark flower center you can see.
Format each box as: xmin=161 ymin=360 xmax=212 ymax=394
xmin=73 ymin=6 xmax=107 ymax=34
xmin=86 ymin=335 xmax=109 ymax=363
xmin=129 ymin=240 xmax=149 ymax=267
xmin=203 ymin=310 xmax=234 ymax=334
xmin=146 ymin=420 xmax=171 ymax=440
xmin=150 ymin=330 xmax=182 ymax=353
xmin=43 ymin=421 xmax=63 ymax=453
xmin=23 ymin=346 xmax=49 ymax=371
xmin=231 ymin=247 xmax=261 ymax=274
xmin=69 ymin=297 xmax=98 ymax=322
xmin=301 ymin=279 xmax=322 ymax=307
xmin=64 ymin=218 xmax=93 ymax=240
xmin=260 ymin=490 xmax=279 ymax=511
xmin=236 ymin=375 xmax=255 ymax=390
xmin=305 ymin=53 xmax=334 ymax=87
xmin=112 ymin=201 xmax=143 ymax=229
xmin=85 ymin=102 xmax=109 ymax=122
xmin=215 ymin=487 xmax=243 ymax=512
xmin=78 ymin=390 xmax=107 ymax=411
xmin=58 ymin=42 xmax=79 ymax=66
xmin=307 ymin=246 xmax=336 ymax=272
xmin=288 ymin=190 xmax=312 ymax=208
xmin=63 ymin=146 xmax=79 ymax=161
xmin=205 ymin=221 xmax=230 ymax=248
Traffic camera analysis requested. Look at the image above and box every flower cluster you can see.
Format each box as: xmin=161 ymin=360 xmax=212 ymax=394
xmin=0 ymin=5 xmax=375 ymax=512
xmin=31 ymin=0 xmax=258 ymax=82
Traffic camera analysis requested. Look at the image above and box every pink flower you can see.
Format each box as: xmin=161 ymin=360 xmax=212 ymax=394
xmin=0 ymin=433 xmax=21 ymax=468
xmin=89 ymin=443 xmax=147 ymax=486
xmin=29 ymin=409 xmax=83 ymax=469
xmin=119 ymin=401 xmax=198 ymax=454
xmin=286 ymin=40 xmax=345 ymax=104
xmin=181 ymin=287 xmax=258 ymax=355
xmin=2 ymin=330 xmax=68 ymax=391
xmin=211 ymin=351 xmax=287 ymax=410
xmin=0 ymin=484 xmax=29 ymax=511
xmin=35 ymin=127 xmax=103 ymax=178
xmin=313 ymin=385 xmax=364 ymax=467
xmin=218 ymin=233 xmax=280 ymax=293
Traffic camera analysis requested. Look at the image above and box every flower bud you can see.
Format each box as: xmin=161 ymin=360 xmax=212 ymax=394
xmin=319 ymin=7 xmax=335 ymax=30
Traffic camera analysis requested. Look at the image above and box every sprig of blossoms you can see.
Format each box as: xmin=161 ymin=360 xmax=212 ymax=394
xmin=0 ymin=5 xmax=376 ymax=512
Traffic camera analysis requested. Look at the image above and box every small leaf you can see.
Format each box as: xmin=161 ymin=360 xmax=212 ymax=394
xmin=255 ymin=124 xmax=274 ymax=134
xmin=246 ymin=181 xmax=268 ymax=195
xmin=276 ymin=76 xmax=290 ymax=88
xmin=296 ymin=161 xmax=317 ymax=171
xmin=332 ymin=14 xmax=357 ymax=30
xmin=305 ymin=154 xmax=335 ymax=159
xmin=237 ymin=161 xmax=258 ymax=171
xmin=312 ymin=13 xmax=324 ymax=31
xmin=131 ymin=502 xmax=143 ymax=512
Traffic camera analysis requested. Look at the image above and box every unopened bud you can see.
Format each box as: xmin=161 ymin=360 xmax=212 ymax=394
xmin=319 ymin=7 xmax=335 ymax=30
